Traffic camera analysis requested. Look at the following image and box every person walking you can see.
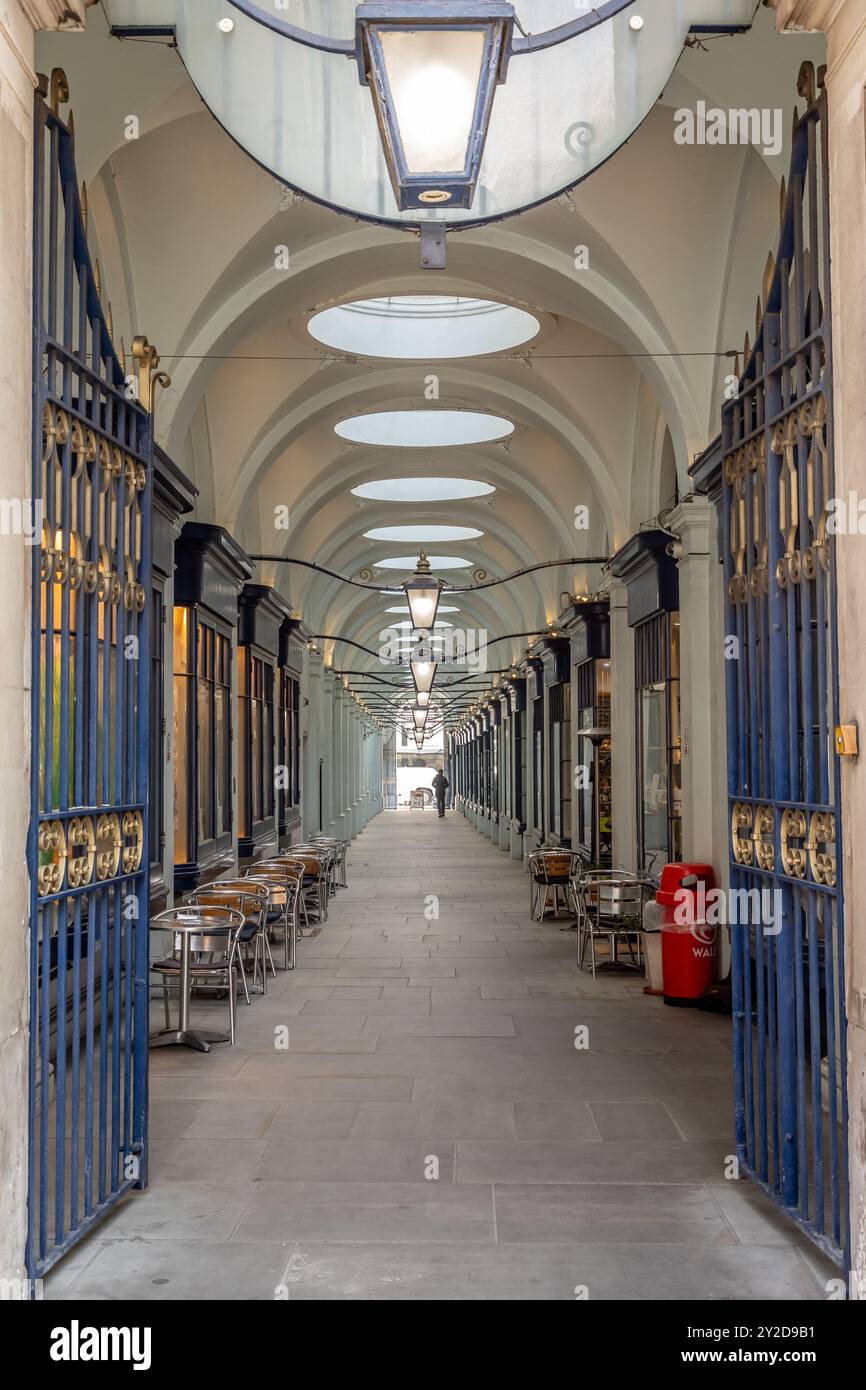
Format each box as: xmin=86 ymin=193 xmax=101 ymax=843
xmin=432 ymin=769 xmax=449 ymax=818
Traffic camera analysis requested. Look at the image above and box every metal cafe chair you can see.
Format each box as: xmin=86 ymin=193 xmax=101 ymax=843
xmin=288 ymin=847 xmax=331 ymax=924
xmin=272 ymin=856 xmax=311 ymax=929
xmin=528 ymin=849 xmax=582 ymax=921
xmin=244 ymin=864 xmax=302 ymax=970
xmin=576 ymin=870 xmax=652 ymax=978
xmin=189 ymin=882 xmax=273 ymax=997
xmin=151 ymin=905 xmax=245 ymax=1046
xmin=310 ymin=836 xmax=341 ymax=896
xmin=326 ymin=838 xmax=350 ymax=889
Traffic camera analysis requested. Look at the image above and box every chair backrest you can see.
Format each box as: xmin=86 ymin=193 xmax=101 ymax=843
xmin=189 ymin=885 xmax=267 ymax=923
xmin=152 ymin=904 xmax=244 ymax=955
xmin=530 ymin=850 xmax=575 ymax=881
xmin=581 ymin=874 xmax=646 ymax=919
xmin=288 ymin=852 xmax=326 ymax=875
xmin=214 ymin=877 xmax=270 ymax=902
xmin=273 ymin=856 xmax=305 ymax=872
xmin=243 ymin=871 xmax=294 ymax=904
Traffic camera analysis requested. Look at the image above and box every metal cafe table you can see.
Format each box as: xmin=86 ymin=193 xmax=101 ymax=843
xmin=149 ymin=907 xmax=243 ymax=1052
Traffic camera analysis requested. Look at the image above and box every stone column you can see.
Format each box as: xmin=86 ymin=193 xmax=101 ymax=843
xmin=350 ymin=705 xmax=361 ymax=838
xmin=0 ymin=0 xmax=97 ymax=1292
xmin=302 ymin=647 xmax=324 ymax=837
xmin=771 ymin=0 xmax=866 ymax=1286
xmin=605 ymin=578 xmax=638 ymax=872
xmin=358 ymin=721 xmax=368 ymax=831
xmin=382 ymin=725 xmax=396 ymax=810
xmin=331 ymin=684 xmax=344 ymax=837
xmin=499 ymin=716 xmax=511 ymax=850
xmin=320 ymin=669 xmax=335 ymax=832
xmin=668 ymin=497 xmax=727 ymax=870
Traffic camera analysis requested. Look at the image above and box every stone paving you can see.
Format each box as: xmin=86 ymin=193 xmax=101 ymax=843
xmin=47 ymin=810 xmax=838 ymax=1300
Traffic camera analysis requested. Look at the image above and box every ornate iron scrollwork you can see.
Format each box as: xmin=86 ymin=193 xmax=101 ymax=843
xmin=731 ymin=801 xmax=754 ymax=864
xmin=780 ymin=808 xmax=808 ymax=879
xmin=808 ymin=810 xmax=836 ymax=887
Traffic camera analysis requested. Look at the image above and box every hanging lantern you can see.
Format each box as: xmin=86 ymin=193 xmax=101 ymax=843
xmin=356 ymin=2 xmax=514 ymax=211
xmin=411 ymin=657 xmax=437 ymax=697
xmin=402 ymin=551 xmax=445 ymax=631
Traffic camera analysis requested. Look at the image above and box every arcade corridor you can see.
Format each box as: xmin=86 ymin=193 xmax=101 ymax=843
xmin=5 ymin=0 xmax=866 ymax=1328
xmin=45 ymin=810 xmax=833 ymax=1302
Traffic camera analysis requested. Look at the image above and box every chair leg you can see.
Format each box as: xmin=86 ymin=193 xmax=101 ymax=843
xmin=236 ymin=950 xmax=252 ymax=1005
xmin=162 ymin=976 xmax=171 ymax=1029
xmin=264 ymin=931 xmax=277 ymax=979
xmin=254 ymin=934 xmax=267 ymax=995
xmin=288 ymin=905 xmax=297 ymax=971
xmin=228 ymin=964 xmax=237 ymax=1045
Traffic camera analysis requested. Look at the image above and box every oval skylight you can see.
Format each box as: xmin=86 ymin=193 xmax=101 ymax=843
xmin=365 ymin=525 xmax=482 ymax=544
xmin=384 ymin=604 xmax=461 ymax=614
xmin=374 ymin=555 xmax=473 ymax=571
xmin=335 ymin=411 xmax=514 ymax=449
xmin=387 ymin=620 xmax=453 ymax=629
xmin=309 ymin=297 xmax=539 ymax=360
xmin=352 ymin=477 xmax=495 ymax=503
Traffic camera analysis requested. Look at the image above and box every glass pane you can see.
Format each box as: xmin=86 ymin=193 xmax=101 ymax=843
xmin=640 ymin=685 xmax=668 ymax=872
xmin=238 ymin=680 xmax=249 ymax=837
xmin=173 ymin=675 xmax=190 ymax=864
xmin=251 ymin=683 xmax=262 ymax=825
xmin=198 ymin=677 xmax=213 ymax=842
xmin=215 ymin=684 xmax=229 ymax=838
xmin=379 ymin=28 xmax=485 ymax=174
xmin=173 ymin=606 xmax=190 ymax=674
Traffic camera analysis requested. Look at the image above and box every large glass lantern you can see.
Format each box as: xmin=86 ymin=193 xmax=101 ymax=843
xmin=356 ymin=2 xmax=514 ymax=210
xmin=411 ymin=657 xmax=437 ymax=697
xmin=403 ymin=551 xmax=445 ymax=630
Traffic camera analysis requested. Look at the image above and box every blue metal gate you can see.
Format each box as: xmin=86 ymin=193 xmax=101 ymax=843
xmin=722 ymin=64 xmax=847 ymax=1268
xmin=27 ymin=72 xmax=153 ymax=1277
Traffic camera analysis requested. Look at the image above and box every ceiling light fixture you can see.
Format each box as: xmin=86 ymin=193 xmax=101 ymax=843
xmin=356 ymin=3 xmax=514 ymax=212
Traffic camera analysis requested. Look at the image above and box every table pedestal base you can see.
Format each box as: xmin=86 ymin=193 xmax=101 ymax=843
xmin=149 ymin=1028 xmax=230 ymax=1052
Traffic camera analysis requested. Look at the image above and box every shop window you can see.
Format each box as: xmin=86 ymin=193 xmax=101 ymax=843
xmin=635 ymin=612 xmax=682 ymax=873
xmin=532 ymin=696 xmax=544 ymax=834
xmin=173 ymin=607 xmax=233 ymax=877
xmin=547 ymin=683 xmax=571 ymax=844
xmin=514 ymin=709 xmax=526 ymax=825
xmin=278 ymin=668 xmax=302 ymax=832
xmin=149 ymin=585 xmax=166 ymax=895
xmin=239 ymin=646 xmax=276 ymax=845
xmin=576 ymin=657 xmax=612 ymax=863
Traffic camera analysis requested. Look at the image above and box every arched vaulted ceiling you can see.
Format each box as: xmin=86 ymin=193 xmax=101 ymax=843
xmin=37 ymin=7 xmax=824 ymax=708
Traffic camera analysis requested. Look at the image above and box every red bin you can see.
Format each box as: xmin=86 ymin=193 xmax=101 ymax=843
xmin=656 ymin=863 xmax=717 ymax=1007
